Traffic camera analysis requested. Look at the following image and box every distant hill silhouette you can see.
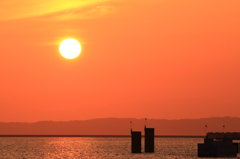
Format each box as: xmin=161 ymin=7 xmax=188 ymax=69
xmin=1 ymin=117 xmax=240 ymax=136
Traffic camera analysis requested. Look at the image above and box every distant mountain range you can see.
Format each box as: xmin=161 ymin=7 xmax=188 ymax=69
xmin=1 ymin=117 xmax=240 ymax=136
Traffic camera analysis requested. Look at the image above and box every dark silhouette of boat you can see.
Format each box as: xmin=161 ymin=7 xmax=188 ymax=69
xmin=198 ymin=132 xmax=240 ymax=157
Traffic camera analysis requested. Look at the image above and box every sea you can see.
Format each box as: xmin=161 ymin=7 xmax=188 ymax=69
xmin=0 ymin=137 xmax=237 ymax=159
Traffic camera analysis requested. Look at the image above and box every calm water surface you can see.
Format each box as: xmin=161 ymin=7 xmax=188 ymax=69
xmin=0 ymin=137 xmax=238 ymax=159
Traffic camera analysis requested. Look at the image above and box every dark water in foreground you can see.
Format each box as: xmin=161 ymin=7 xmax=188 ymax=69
xmin=0 ymin=137 xmax=238 ymax=159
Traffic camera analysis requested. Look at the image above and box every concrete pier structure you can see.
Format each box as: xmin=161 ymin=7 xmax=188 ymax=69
xmin=131 ymin=130 xmax=142 ymax=153
xmin=198 ymin=132 xmax=240 ymax=157
xmin=131 ymin=131 xmax=142 ymax=153
xmin=145 ymin=127 xmax=154 ymax=153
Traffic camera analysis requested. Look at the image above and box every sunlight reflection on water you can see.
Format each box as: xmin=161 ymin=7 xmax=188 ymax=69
xmin=0 ymin=137 xmax=219 ymax=159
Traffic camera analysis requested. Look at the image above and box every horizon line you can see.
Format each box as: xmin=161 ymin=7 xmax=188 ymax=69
xmin=0 ymin=116 xmax=238 ymax=123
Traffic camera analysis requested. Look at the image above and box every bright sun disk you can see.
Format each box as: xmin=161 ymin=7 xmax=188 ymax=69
xmin=59 ymin=38 xmax=82 ymax=59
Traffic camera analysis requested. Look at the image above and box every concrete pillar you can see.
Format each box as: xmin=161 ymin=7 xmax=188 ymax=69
xmin=145 ymin=127 xmax=154 ymax=153
xmin=131 ymin=131 xmax=142 ymax=153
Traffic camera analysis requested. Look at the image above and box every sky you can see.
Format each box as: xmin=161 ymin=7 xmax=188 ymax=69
xmin=0 ymin=0 xmax=239 ymax=122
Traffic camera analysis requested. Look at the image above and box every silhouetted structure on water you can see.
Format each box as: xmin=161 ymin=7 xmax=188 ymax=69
xmin=131 ymin=130 xmax=142 ymax=153
xmin=130 ymin=121 xmax=142 ymax=153
xmin=145 ymin=127 xmax=154 ymax=153
xmin=198 ymin=132 xmax=240 ymax=157
xmin=130 ymin=119 xmax=155 ymax=153
xmin=144 ymin=118 xmax=154 ymax=153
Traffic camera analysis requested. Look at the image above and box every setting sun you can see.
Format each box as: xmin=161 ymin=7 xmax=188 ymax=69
xmin=59 ymin=38 xmax=82 ymax=59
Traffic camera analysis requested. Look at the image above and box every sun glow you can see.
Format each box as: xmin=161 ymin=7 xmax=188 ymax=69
xmin=59 ymin=38 xmax=82 ymax=59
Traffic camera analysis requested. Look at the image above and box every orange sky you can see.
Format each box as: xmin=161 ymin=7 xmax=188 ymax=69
xmin=0 ymin=0 xmax=239 ymax=122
